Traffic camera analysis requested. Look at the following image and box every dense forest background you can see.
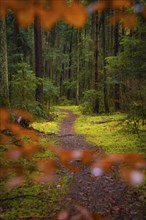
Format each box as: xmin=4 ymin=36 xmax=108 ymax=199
xmin=0 ymin=0 xmax=146 ymax=122
xmin=0 ymin=1 xmax=146 ymax=218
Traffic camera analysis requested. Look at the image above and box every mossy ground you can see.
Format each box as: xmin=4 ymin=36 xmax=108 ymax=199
xmin=60 ymin=106 xmax=146 ymax=156
xmin=31 ymin=109 xmax=68 ymax=134
xmin=0 ymin=109 xmax=70 ymax=219
xmin=0 ymin=176 xmax=70 ymax=219
xmin=75 ymin=114 xmax=146 ymax=155
xmin=0 ymin=106 xmax=145 ymax=218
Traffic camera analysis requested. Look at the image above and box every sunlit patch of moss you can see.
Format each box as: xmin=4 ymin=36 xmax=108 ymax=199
xmin=31 ymin=109 xmax=68 ymax=134
xmin=75 ymin=113 xmax=146 ymax=155
xmin=32 ymin=121 xmax=59 ymax=134
xmin=58 ymin=105 xmax=81 ymax=115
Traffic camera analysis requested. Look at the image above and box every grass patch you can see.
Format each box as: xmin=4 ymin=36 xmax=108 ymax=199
xmin=75 ymin=112 xmax=146 ymax=155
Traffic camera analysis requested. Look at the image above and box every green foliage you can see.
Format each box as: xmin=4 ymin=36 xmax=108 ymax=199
xmin=126 ymin=102 xmax=146 ymax=133
xmin=58 ymin=96 xmax=73 ymax=106
xmin=44 ymin=78 xmax=59 ymax=104
xmin=80 ymin=90 xmax=98 ymax=115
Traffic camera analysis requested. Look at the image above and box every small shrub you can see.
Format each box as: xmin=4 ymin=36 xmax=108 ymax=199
xmin=80 ymin=90 xmax=98 ymax=115
xmin=58 ymin=96 xmax=72 ymax=106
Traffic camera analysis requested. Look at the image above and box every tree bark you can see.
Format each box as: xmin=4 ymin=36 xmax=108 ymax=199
xmin=114 ymin=23 xmax=120 ymax=111
xmin=76 ymin=29 xmax=80 ymax=105
xmin=67 ymin=30 xmax=73 ymax=100
xmin=34 ymin=16 xmax=43 ymax=106
xmin=94 ymin=13 xmax=99 ymax=113
xmin=0 ymin=17 xmax=9 ymax=107
xmin=102 ymin=12 xmax=109 ymax=112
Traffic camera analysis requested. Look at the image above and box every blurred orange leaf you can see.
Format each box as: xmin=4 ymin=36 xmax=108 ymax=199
xmin=57 ymin=210 xmax=69 ymax=220
xmin=13 ymin=109 xmax=34 ymax=122
xmin=120 ymin=169 xmax=145 ymax=186
xmin=0 ymin=134 xmax=11 ymax=144
xmin=31 ymin=173 xmax=56 ymax=183
xmin=122 ymin=13 xmax=137 ymax=29
xmin=0 ymin=108 xmax=9 ymax=130
xmin=109 ymin=13 xmax=137 ymax=29
xmin=142 ymin=6 xmax=146 ymax=18
xmin=62 ymin=162 xmax=80 ymax=172
xmin=16 ymin=8 xmax=34 ymax=28
xmin=3 ymin=147 xmax=23 ymax=160
xmin=95 ymin=0 xmax=107 ymax=11
xmin=22 ymin=143 xmax=41 ymax=158
xmin=36 ymin=159 xmax=56 ymax=174
xmin=63 ymin=2 xmax=87 ymax=28
xmin=6 ymin=175 xmax=25 ymax=189
xmin=111 ymin=0 xmax=132 ymax=9
xmin=38 ymin=9 xmax=60 ymax=29
xmin=76 ymin=205 xmax=93 ymax=220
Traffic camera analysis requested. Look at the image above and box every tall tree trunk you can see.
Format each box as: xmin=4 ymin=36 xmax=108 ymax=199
xmin=0 ymin=17 xmax=9 ymax=107
xmin=114 ymin=23 xmax=120 ymax=111
xmin=102 ymin=12 xmax=109 ymax=112
xmin=34 ymin=16 xmax=43 ymax=106
xmin=67 ymin=30 xmax=73 ymax=100
xmin=94 ymin=13 xmax=99 ymax=113
xmin=76 ymin=29 xmax=80 ymax=105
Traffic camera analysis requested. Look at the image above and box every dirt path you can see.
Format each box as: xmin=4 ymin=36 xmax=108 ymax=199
xmin=55 ymin=110 xmax=145 ymax=220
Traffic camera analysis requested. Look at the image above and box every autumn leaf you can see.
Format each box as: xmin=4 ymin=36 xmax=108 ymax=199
xmin=16 ymin=8 xmax=34 ymax=27
xmin=122 ymin=13 xmax=137 ymax=29
xmin=6 ymin=175 xmax=25 ymax=189
xmin=120 ymin=169 xmax=145 ymax=186
xmin=0 ymin=134 xmax=12 ymax=144
xmin=22 ymin=143 xmax=41 ymax=158
xmin=111 ymin=0 xmax=132 ymax=9
xmin=13 ymin=109 xmax=34 ymax=122
xmin=36 ymin=159 xmax=56 ymax=174
xmin=0 ymin=108 xmax=9 ymax=131
xmin=95 ymin=0 xmax=107 ymax=11
xmin=38 ymin=9 xmax=61 ymax=29
xmin=3 ymin=147 xmax=23 ymax=160
xmin=63 ymin=2 xmax=87 ymax=28
xmin=109 ymin=13 xmax=137 ymax=29
xmin=57 ymin=210 xmax=69 ymax=220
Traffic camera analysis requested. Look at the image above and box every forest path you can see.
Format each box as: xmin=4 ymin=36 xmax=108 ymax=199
xmin=54 ymin=109 xmax=144 ymax=220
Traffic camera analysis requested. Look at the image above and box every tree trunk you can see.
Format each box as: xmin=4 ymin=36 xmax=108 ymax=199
xmin=76 ymin=29 xmax=80 ymax=105
xmin=67 ymin=30 xmax=73 ymax=100
xmin=102 ymin=12 xmax=109 ymax=112
xmin=94 ymin=13 xmax=99 ymax=113
xmin=34 ymin=16 xmax=43 ymax=106
xmin=0 ymin=17 xmax=9 ymax=107
xmin=114 ymin=23 xmax=120 ymax=111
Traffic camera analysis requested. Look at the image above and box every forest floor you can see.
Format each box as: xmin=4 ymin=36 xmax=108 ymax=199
xmin=51 ymin=109 xmax=145 ymax=220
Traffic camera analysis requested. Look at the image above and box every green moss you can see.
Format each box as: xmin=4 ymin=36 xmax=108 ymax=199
xmin=58 ymin=105 xmax=81 ymax=115
xmin=31 ymin=109 xmax=68 ymax=134
xmin=1 ymin=176 xmax=70 ymax=219
xmin=75 ymin=113 xmax=146 ymax=155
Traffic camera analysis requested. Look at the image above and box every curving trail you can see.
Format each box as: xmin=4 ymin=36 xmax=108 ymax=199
xmin=55 ymin=109 xmax=145 ymax=220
